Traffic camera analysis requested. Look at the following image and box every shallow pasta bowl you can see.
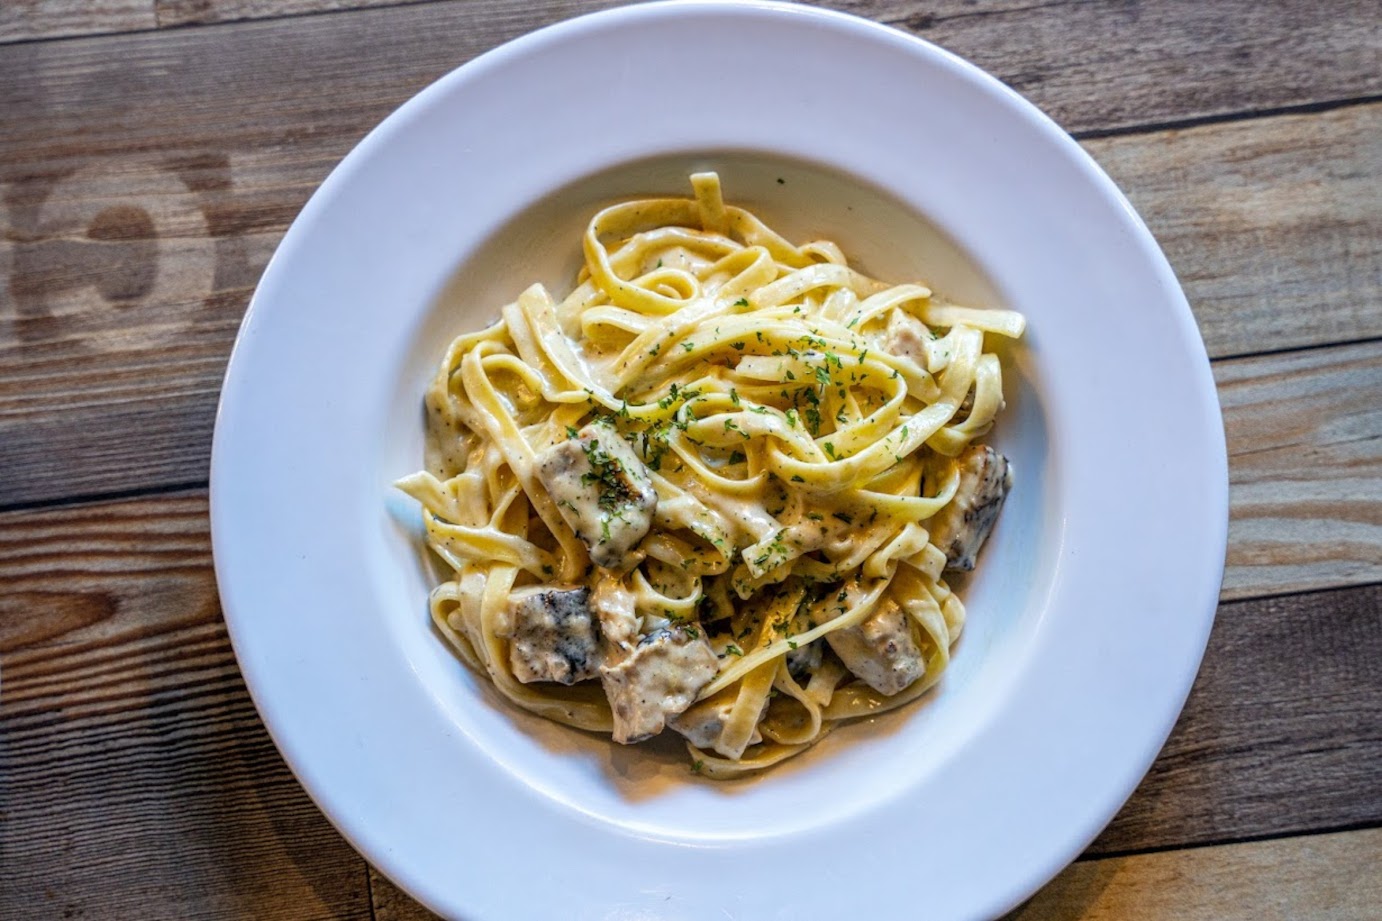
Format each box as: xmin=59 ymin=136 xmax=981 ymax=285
xmin=210 ymin=1 xmax=1228 ymax=918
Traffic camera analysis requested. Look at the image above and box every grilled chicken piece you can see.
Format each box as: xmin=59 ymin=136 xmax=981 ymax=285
xmin=600 ymin=626 xmax=718 ymax=743
xmin=825 ymin=597 xmax=924 ymax=696
xmin=785 ymin=638 xmax=823 ymax=683
xmin=886 ymin=308 xmax=932 ymax=369
xmin=929 ymin=444 xmax=1012 ymax=572
xmin=506 ymin=587 xmax=602 ymax=685
xmin=536 ymin=423 xmax=658 ymax=569
xmin=668 ymin=689 xmax=765 ymax=756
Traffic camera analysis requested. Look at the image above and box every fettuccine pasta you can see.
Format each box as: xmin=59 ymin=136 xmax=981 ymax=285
xmin=398 ymin=173 xmax=1023 ymax=778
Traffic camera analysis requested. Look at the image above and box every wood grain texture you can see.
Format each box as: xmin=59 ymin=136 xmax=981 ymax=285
xmin=1091 ymin=582 xmax=1382 ymax=854
xmin=1084 ymin=103 xmax=1382 ymax=360
xmin=1009 ymin=827 xmax=1382 ymax=921
xmin=0 ymin=493 xmax=371 ymax=921
xmin=0 ymin=0 xmax=153 ymax=43
xmin=835 ymin=0 xmax=1382 ymax=133
xmin=1218 ymin=339 xmax=1382 ymax=600
xmin=156 ymin=0 xmax=413 ymax=29
xmin=1 ymin=492 xmax=1378 ymax=917
xmin=371 ymin=826 xmax=1382 ymax=921
xmin=5 ymin=0 xmax=1381 ymax=132
xmin=1 ymin=81 xmax=1378 ymax=513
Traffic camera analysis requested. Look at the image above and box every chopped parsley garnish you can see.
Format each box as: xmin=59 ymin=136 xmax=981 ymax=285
xmin=580 ymin=434 xmax=633 ymax=511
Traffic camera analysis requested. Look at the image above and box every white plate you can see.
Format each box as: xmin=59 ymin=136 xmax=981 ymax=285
xmin=211 ymin=2 xmax=1228 ymax=918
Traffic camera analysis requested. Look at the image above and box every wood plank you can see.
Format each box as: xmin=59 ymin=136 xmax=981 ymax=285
xmin=1009 ymin=827 xmax=1382 ymax=921
xmin=156 ymin=0 xmax=411 ymax=29
xmin=1091 ymin=582 xmax=1382 ymax=854
xmin=847 ymin=0 xmax=1382 ymax=132
xmin=0 ymin=0 xmax=153 ymax=44
xmin=1 ymin=100 xmax=1378 ymax=516
xmin=1084 ymin=104 xmax=1382 ymax=360
xmin=1 ymin=496 xmax=1378 ymax=909
xmin=1217 ymin=339 xmax=1382 ymax=600
xmin=370 ymin=826 xmax=1382 ymax=920
xmin=5 ymin=0 xmax=1380 ymax=131
xmin=0 ymin=493 xmax=372 ymax=921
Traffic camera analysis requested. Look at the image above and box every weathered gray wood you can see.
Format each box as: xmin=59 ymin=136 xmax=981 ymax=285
xmin=0 ymin=493 xmax=372 ymax=920
xmin=1084 ymin=104 xmax=1382 ymax=360
xmin=155 ymin=0 xmax=411 ymax=29
xmin=866 ymin=0 xmax=1382 ymax=132
xmin=0 ymin=0 xmax=153 ymax=43
xmin=5 ymin=0 xmax=1380 ymax=136
xmin=1217 ymin=339 xmax=1382 ymax=600
xmin=1010 ymin=827 xmax=1382 ymax=921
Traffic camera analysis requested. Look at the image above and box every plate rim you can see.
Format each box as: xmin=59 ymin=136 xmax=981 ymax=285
xmin=210 ymin=2 xmax=1229 ymax=918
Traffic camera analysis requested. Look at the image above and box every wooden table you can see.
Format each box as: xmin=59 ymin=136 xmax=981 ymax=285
xmin=2 ymin=1 xmax=1378 ymax=918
